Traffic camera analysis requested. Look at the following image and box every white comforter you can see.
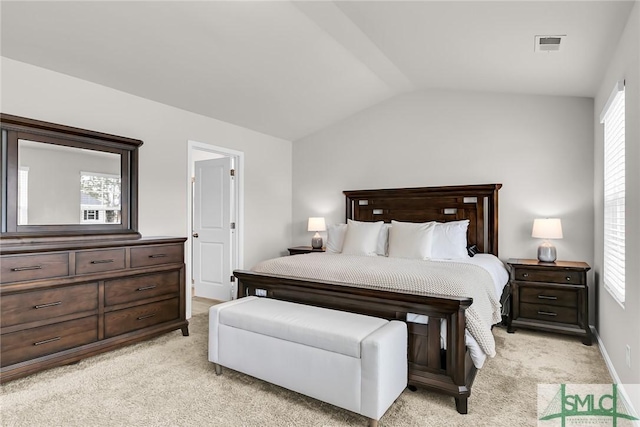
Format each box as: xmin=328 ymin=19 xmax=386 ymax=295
xmin=252 ymin=253 xmax=504 ymax=360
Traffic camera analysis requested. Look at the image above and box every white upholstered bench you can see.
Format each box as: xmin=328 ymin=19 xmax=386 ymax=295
xmin=208 ymin=296 xmax=407 ymax=426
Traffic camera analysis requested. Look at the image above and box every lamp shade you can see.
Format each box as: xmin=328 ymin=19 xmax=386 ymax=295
xmin=532 ymin=218 xmax=563 ymax=239
xmin=307 ymin=217 xmax=326 ymax=232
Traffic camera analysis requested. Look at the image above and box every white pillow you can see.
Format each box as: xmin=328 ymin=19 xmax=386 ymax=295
xmin=376 ymin=223 xmax=391 ymax=256
xmin=326 ymin=223 xmax=347 ymax=253
xmin=387 ymin=220 xmax=436 ymax=260
xmin=431 ymin=220 xmax=470 ymax=259
xmin=341 ymin=220 xmax=384 ymax=256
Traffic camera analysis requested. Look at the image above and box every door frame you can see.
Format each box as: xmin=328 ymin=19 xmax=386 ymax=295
xmin=186 ymin=140 xmax=244 ymax=318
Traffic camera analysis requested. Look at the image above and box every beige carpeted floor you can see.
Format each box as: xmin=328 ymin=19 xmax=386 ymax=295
xmin=1 ymin=300 xmax=611 ymax=427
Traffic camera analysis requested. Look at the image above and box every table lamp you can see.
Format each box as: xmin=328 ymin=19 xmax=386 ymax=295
xmin=532 ymin=218 xmax=563 ymax=262
xmin=307 ymin=217 xmax=326 ymax=249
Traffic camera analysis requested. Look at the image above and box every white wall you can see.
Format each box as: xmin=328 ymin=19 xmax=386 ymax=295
xmin=293 ymin=89 xmax=595 ymax=318
xmin=593 ymin=1 xmax=640 ymax=392
xmin=1 ymin=57 xmax=292 ymax=269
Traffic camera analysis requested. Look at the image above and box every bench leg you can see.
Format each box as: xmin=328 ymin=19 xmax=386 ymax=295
xmin=368 ymin=419 xmax=378 ymax=427
xmin=214 ymin=363 xmax=222 ymax=375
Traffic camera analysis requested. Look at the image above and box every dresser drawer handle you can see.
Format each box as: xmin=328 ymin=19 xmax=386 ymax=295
xmin=11 ymin=265 xmax=43 ymax=272
xmin=148 ymin=254 xmax=167 ymax=258
xmin=136 ymin=285 xmax=157 ymax=292
xmin=34 ymin=301 xmax=63 ymax=309
xmin=537 ymin=311 xmax=558 ymax=317
xmin=34 ymin=336 xmax=61 ymax=346
xmin=566 ymin=276 xmax=572 ymax=281
xmin=90 ymin=259 xmax=114 ymax=264
xmin=537 ymin=295 xmax=558 ymax=300
xmin=137 ymin=313 xmax=156 ymax=321
xmin=522 ymin=273 xmax=529 ymax=278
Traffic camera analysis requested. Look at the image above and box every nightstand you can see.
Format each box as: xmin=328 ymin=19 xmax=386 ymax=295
xmin=507 ymin=258 xmax=592 ymax=345
xmin=287 ymin=246 xmax=326 ymax=255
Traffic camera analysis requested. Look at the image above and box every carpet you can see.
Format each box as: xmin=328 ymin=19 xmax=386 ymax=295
xmin=0 ymin=313 xmax=611 ymax=426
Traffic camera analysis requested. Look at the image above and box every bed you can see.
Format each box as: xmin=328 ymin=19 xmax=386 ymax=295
xmin=233 ymin=184 xmax=505 ymax=414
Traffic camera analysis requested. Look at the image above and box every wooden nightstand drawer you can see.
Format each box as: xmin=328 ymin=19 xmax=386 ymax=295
xmin=519 ymin=303 xmax=577 ymax=324
xmin=514 ymin=268 xmax=584 ymax=285
xmin=520 ymin=286 xmax=577 ymax=308
xmin=1 ymin=283 xmax=98 ymax=328
xmin=104 ymin=271 xmax=180 ymax=306
xmin=1 ymin=253 xmax=69 ymax=283
xmin=1 ymin=316 xmax=98 ymax=367
xmin=76 ymin=249 xmax=126 ymax=275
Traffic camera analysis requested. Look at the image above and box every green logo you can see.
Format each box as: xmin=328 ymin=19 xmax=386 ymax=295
xmin=539 ymin=384 xmax=639 ymax=426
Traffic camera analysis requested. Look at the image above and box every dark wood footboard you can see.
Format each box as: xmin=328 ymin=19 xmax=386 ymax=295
xmin=234 ymin=270 xmax=476 ymax=414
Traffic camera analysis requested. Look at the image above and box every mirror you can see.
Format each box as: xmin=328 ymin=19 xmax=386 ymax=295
xmin=1 ymin=114 xmax=141 ymax=242
xmin=18 ymin=140 xmax=122 ymax=225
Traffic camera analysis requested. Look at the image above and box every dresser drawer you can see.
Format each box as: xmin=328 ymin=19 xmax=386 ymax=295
xmin=519 ymin=286 xmax=577 ymax=308
xmin=1 ymin=316 xmax=98 ymax=367
xmin=514 ymin=268 xmax=584 ymax=285
xmin=104 ymin=271 xmax=180 ymax=306
xmin=519 ymin=303 xmax=577 ymax=324
xmin=1 ymin=253 xmax=69 ymax=283
xmin=104 ymin=298 xmax=179 ymax=338
xmin=130 ymin=244 xmax=183 ymax=269
xmin=75 ymin=249 xmax=125 ymax=275
xmin=1 ymin=283 xmax=98 ymax=328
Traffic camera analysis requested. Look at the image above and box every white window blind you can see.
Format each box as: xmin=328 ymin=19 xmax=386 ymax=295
xmin=601 ymin=81 xmax=625 ymax=304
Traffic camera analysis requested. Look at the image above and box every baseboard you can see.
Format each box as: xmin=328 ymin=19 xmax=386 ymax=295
xmin=592 ymin=326 xmax=640 ymax=424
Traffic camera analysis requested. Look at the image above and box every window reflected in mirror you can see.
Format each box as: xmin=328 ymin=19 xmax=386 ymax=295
xmin=18 ymin=140 xmax=122 ymax=225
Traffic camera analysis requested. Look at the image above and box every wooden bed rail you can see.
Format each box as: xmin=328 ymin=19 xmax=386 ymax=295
xmin=234 ymin=270 xmax=476 ymax=413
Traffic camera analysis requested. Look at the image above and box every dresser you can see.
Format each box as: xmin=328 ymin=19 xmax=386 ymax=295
xmin=0 ymin=237 xmax=188 ymax=382
xmin=506 ymin=258 xmax=591 ymax=345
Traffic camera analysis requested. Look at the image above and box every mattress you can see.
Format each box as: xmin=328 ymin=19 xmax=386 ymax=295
xmin=252 ymin=253 xmax=508 ymax=368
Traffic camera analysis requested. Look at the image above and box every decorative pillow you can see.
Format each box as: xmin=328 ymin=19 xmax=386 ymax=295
xmin=326 ymin=223 xmax=347 ymax=253
xmin=387 ymin=220 xmax=436 ymax=260
xmin=376 ymin=223 xmax=391 ymax=256
xmin=341 ymin=220 xmax=384 ymax=256
xmin=431 ymin=220 xmax=470 ymax=259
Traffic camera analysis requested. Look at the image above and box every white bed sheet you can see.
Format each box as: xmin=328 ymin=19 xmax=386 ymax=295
xmin=406 ymin=254 xmax=508 ymax=369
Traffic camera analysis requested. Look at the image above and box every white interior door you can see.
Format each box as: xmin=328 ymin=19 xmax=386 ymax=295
xmin=193 ymin=157 xmax=233 ymax=301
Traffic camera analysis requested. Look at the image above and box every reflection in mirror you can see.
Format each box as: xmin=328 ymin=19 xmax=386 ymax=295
xmin=18 ymin=140 xmax=121 ymax=225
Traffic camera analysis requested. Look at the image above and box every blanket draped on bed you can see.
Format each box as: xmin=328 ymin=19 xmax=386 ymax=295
xmin=251 ymin=253 xmax=502 ymax=357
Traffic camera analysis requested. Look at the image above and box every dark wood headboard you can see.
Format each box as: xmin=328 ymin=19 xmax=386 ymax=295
xmin=344 ymin=184 xmax=502 ymax=256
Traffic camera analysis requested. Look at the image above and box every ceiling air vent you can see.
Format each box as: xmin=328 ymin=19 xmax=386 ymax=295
xmin=534 ymin=35 xmax=566 ymax=53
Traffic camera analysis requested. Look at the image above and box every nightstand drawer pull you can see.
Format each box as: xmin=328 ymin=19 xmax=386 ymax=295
xmin=90 ymin=259 xmax=114 ymax=264
xmin=137 ymin=313 xmax=156 ymax=321
xmin=148 ymin=254 xmax=167 ymax=258
xmin=136 ymin=285 xmax=157 ymax=292
xmin=34 ymin=336 xmax=62 ymax=346
xmin=537 ymin=311 xmax=558 ymax=317
xmin=522 ymin=273 xmax=529 ymax=278
xmin=11 ymin=265 xmax=43 ymax=272
xmin=537 ymin=295 xmax=558 ymax=300
xmin=566 ymin=276 xmax=572 ymax=281
xmin=34 ymin=301 xmax=63 ymax=309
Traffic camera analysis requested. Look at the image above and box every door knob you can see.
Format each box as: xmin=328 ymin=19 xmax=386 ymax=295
xmin=192 ymin=233 xmax=199 ymax=238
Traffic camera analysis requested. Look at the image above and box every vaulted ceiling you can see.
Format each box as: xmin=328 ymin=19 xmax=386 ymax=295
xmin=1 ymin=1 xmax=635 ymax=140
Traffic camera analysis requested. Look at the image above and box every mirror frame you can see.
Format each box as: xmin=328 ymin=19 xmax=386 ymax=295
xmin=1 ymin=114 xmax=142 ymax=242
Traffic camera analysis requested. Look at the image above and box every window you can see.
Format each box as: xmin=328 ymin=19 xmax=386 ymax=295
xmin=601 ymin=81 xmax=625 ymax=304
xmin=80 ymin=172 xmax=121 ymax=224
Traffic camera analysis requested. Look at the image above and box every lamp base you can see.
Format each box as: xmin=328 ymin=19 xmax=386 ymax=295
xmin=311 ymin=236 xmax=323 ymax=249
xmin=537 ymin=241 xmax=557 ymax=263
